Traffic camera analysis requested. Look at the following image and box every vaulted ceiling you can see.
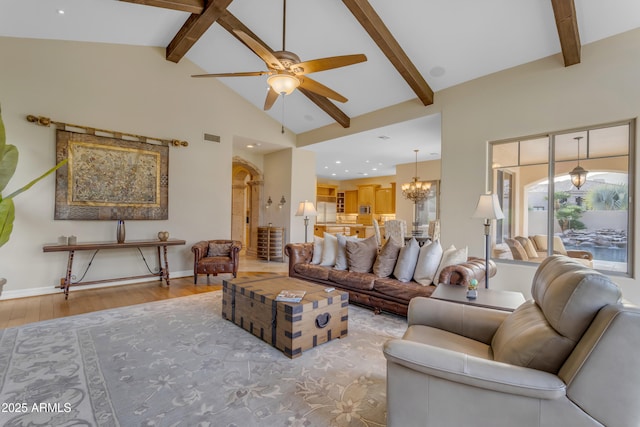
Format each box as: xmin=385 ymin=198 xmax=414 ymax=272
xmin=2 ymin=0 xmax=640 ymax=179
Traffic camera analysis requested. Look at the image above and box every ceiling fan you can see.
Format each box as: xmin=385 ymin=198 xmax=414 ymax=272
xmin=192 ymin=0 xmax=367 ymax=111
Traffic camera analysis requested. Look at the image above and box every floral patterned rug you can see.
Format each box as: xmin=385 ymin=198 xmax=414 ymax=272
xmin=0 ymin=290 xmax=407 ymax=426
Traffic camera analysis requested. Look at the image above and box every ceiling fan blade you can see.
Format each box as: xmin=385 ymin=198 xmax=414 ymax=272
xmin=294 ymin=54 xmax=367 ymax=75
xmin=191 ymin=71 xmax=270 ymax=78
xmin=233 ymin=30 xmax=285 ymax=70
xmin=298 ymin=77 xmax=348 ymax=103
xmin=264 ymin=87 xmax=280 ymax=111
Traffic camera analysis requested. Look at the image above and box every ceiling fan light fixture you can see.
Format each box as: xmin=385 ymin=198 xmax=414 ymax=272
xmin=267 ymin=74 xmax=300 ymax=95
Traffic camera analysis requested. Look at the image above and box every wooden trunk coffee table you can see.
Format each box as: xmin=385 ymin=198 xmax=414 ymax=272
xmin=222 ymin=275 xmax=349 ymax=358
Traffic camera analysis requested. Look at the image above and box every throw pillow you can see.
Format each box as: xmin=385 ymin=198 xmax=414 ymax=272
xmin=393 ymin=237 xmax=420 ymax=282
xmin=434 ymin=245 xmax=468 ymax=284
xmin=335 ymin=234 xmax=358 ymax=270
xmin=373 ymin=237 xmax=402 ymax=277
xmin=413 ymin=240 xmax=443 ymax=286
xmin=311 ymin=236 xmax=324 ymax=264
xmin=346 ymin=235 xmax=378 ymax=273
xmin=505 ymin=238 xmax=528 ymax=261
xmin=320 ymin=232 xmax=339 ymax=266
xmin=515 ymin=236 xmax=538 ymax=259
xmin=207 ymin=242 xmax=231 ymax=257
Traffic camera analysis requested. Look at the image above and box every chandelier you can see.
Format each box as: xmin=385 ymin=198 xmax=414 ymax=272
xmin=569 ymin=136 xmax=588 ymax=189
xmin=402 ymin=150 xmax=431 ymax=202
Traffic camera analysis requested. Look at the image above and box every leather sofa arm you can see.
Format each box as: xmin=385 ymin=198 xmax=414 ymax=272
xmin=229 ymin=240 xmax=242 ymax=263
xmin=383 ymin=339 xmax=566 ymax=400
xmin=438 ymin=257 xmax=496 ymax=286
xmin=407 ymin=297 xmax=509 ymax=344
xmin=191 ymin=241 xmax=209 ymax=261
xmin=285 ymin=243 xmax=314 ymax=277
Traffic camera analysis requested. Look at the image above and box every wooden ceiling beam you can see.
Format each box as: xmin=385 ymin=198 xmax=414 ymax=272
xmin=550 ymin=0 xmax=581 ymax=66
xmin=342 ymin=0 xmax=433 ymax=106
xmin=218 ymin=10 xmax=353 ymax=128
xmin=166 ymin=0 xmax=234 ymax=63
xmin=119 ymin=0 xmax=204 ymax=15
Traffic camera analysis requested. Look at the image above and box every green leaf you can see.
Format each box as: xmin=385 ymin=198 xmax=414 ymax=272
xmin=0 ymin=144 xmax=18 ymax=193
xmin=5 ymin=158 xmax=68 ymax=199
xmin=0 ymin=198 xmax=15 ymax=248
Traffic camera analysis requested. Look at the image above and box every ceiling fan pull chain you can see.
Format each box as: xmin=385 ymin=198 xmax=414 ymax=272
xmin=281 ymin=93 xmax=286 ymax=134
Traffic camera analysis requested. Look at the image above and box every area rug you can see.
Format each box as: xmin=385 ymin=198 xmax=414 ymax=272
xmin=0 ymin=291 xmax=407 ymax=426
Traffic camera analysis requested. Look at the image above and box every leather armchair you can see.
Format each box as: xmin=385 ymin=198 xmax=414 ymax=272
xmin=384 ymin=255 xmax=640 ymax=427
xmin=191 ymin=240 xmax=242 ymax=284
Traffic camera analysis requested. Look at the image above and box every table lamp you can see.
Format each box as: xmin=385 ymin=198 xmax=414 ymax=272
xmin=295 ymin=200 xmax=317 ymax=243
xmin=472 ymin=193 xmax=504 ymax=288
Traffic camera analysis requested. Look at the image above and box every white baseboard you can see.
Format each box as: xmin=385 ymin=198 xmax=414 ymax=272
xmin=0 ymin=270 xmax=193 ymax=300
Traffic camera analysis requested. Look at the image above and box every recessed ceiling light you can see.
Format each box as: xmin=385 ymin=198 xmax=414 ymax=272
xmin=372 ymin=168 xmax=377 ymax=171
xmin=57 ymin=9 xmax=65 ymax=14
xmin=345 ymin=170 xmax=349 ymax=173
xmin=331 ymin=173 xmax=336 ymax=176
xmin=324 ymin=166 xmax=329 ymax=169
xmin=365 ymin=160 xmax=370 ymax=163
xmin=335 ymin=160 xmax=341 ymax=164
xmin=246 ymin=144 xmax=255 ymax=148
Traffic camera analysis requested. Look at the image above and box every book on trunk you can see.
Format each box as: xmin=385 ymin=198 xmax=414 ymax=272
xmin=275 ymin=290 xmax=306 ymax=303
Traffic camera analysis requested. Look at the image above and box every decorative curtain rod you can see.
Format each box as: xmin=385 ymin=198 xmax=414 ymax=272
xmin=25 ymin=114 xmax=189 ymax=147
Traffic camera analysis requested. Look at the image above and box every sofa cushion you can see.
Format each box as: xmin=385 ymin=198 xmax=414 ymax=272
xmin=373 ymin=237 xmax=402 ymax=278
xmin=373 ymin=277 xmax=435 ymax=302
xmin=413 ymin=240 xmax=443 ymax=286
xmin=531 ymin=255 xmax=621 ymax=342
xmin=492 ymin=256 xmax=622 ymax=374
xmin=515 ymin=236 xmax=538 ymax=259
xmin=393 ymin=237 xmax=420 ymax=282
xmin=434 ymin=245 xmax=468 ymax=283
xmin=505 ymin=238 xmax=528 ymax=261
xmin=207 ymin=242 xmax=231 ymax=257
xmin=492 ymin=301 xmax=574 ymax=373
xmin=294 ymin=263 xmax=331 ymax=281
xmin=311 ymin=236 xmax=324 ymax=264
xmin=329 ymin=269 xmax=375 ymax=290
xmin=320 ymin=232 xmax=338 ymax=266
xmin=346 ymin=235 xmax=378 ymax=273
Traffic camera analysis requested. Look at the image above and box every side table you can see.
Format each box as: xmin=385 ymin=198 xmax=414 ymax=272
xmin=431 ymin=283 xmax=525 ymax=312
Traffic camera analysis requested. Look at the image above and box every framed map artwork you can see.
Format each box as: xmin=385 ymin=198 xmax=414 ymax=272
xmin=55 ymin=130 xmax=169 ymax=220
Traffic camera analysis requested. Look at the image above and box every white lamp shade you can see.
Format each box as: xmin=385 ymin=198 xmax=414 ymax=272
xmin=472 ymin=193 xmax=505 ymax=220
xmin=295 ymin=200 xmax=317 ymax=217
xmin=267 ymin=74 xmax=300 ymax=95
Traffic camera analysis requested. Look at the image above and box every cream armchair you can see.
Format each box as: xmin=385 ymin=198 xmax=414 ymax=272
xmin=383 ymin=255 xmax=640 ymax=427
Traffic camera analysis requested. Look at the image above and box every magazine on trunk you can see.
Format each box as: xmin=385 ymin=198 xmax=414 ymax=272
xmin=275 ymin=290 xmax=306 ymax=303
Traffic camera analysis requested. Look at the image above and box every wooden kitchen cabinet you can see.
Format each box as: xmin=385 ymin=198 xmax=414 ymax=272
xmin=344 ymin=190 xmax=358 ymax=214
xmin=375 ymin=183 xmax=396 ymax=214
xmin=317 ymin=184 xmax=338 ymax=203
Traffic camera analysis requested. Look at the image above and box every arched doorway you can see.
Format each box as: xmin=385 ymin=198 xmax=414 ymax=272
xmin=231 ymin=157 xmax=264 ymax=256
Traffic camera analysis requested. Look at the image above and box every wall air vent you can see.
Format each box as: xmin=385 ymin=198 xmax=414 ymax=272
xmin=204 ymin=133 xmax=220 ymax=143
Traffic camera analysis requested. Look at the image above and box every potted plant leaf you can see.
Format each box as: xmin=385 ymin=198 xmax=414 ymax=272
xmin=0 ymin=105 xmax=68 ymax=291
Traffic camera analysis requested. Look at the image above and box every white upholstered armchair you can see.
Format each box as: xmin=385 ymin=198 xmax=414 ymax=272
xmin=383 ymin=255 xmax=640 ymax=427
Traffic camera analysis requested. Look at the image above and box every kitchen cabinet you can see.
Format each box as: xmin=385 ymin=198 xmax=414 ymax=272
xmin=375 ymin=183 xmax=396 ymax=214
xmin=337 ymin=192 xmax=345 ymax=213
xmin=344 ymin=190 xmax=358 ymax=214
xmin=317 ymin=184 xmax=338 ymax=203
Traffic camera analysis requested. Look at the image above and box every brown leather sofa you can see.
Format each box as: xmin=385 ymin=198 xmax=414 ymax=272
xmin=384 ymin=255 xmax=637 ymax=427
xmin=285 ymin=242 xmax=496 ymax=316
xmin=191 ymin=239 xmax=242 ymax=283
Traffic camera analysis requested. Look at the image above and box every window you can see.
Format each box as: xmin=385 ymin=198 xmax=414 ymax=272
xmin=490 ymin=121 xmax=634 ymax=276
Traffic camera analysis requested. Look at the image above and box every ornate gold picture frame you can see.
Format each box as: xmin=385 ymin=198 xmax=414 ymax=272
xmin=55 ymin=130 xmax=168 ymax=220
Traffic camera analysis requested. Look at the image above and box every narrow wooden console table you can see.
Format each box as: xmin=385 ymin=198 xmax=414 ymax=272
xmin=43 ymin=239 xmax=186 ymax=299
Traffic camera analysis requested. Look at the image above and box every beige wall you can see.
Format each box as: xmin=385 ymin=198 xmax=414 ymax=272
xmin=0 ymin=37 xmax=296 ymax=298
xmin=299 ymin=29 xmax=640 ymax=303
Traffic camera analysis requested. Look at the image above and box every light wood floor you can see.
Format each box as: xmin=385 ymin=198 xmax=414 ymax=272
xmin=0 ymin=255 xmax=288 ymax=329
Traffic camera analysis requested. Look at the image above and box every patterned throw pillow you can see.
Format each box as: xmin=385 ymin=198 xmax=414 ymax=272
xmin=207 ymin=242 xmax=231 ymax=257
